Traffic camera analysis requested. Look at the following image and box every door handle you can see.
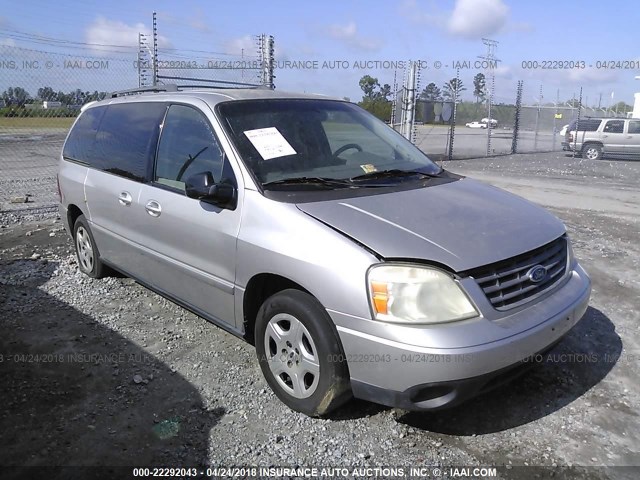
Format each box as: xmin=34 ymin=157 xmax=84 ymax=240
xmin=145 ymin=200 xmax=162 ymax=217
xmin=118 ymin=191 xmax=132 ymax=206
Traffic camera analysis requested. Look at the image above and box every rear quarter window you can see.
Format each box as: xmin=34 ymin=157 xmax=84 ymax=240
xmin=572 ymin=119 xmax=601 ymax=132
xmin=93 ymin=103 xmax=167 ymax=181
xmin=63 ymin=106 xmax=106 ymax=163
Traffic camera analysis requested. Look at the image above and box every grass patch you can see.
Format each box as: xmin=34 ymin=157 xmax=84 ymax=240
xmin=0 ymin=117 xmax=75 ymax=128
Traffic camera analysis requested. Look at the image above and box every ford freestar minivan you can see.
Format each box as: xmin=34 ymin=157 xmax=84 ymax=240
xmin=58 ymin=85 xmax=591 ymax=416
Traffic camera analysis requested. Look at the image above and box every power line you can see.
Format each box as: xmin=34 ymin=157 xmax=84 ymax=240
xmin=0 ymin=28 xmax=258 ymax=58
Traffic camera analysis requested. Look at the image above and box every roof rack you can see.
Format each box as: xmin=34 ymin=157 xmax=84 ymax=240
xmin=157 ymin=76 xmax=262 ymax=88
xmin=110 ymin=84 xmax=178 ymax=98
xmin=110 ymin=79 xmax=267 ymax=98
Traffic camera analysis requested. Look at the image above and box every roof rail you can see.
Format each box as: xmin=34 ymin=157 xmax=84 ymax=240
xmin=110 ymin=84 xmax=178 ymax=98
xmin=157 ymin=75 xmax=262 ymax=88
xmin=110 ymin=80 xmax=269 ymax=98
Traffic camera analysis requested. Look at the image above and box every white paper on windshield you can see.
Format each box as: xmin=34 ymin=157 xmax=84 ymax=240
xmin=244 ymin=127 xmax=296 ymax=160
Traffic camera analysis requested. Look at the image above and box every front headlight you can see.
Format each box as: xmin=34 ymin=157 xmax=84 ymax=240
xmin=367 ymin=264 xmax=478 ymax=324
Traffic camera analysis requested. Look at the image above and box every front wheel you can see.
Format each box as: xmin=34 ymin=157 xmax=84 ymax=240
xmin=255 ymin=289 xmax=351 ymax=417
xmin=582 ymin=144 xmax=603 ymax=160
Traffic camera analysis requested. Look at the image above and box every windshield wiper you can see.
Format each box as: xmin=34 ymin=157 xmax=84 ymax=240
xmin=262 ymin=176 xmax=396 ymax=189
xmin=262 ymin=177 xmax=354 ymax=189
xmin=350 ymin=169 xmax=441 ymax=182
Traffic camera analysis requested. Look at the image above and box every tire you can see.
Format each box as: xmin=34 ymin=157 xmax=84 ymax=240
xmin=255 ymin=289 xmax=352 ymax=417
xmin=582 ymin=144 xmax=603 ymax=160
xmin=73 ymin=214 xmax=106 ymax=279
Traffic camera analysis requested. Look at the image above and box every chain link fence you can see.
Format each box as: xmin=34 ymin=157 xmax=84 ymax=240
xmin=393 ymin=71 xmax=632 ymax=161
xmin=0 ymin=43 xmax=264 ymax=214
xmin=1 ymin=44 xmax=634 ymax=213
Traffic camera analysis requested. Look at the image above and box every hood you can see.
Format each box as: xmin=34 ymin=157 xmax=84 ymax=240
xmin=296 ymin=178 xmax=566 ymax=272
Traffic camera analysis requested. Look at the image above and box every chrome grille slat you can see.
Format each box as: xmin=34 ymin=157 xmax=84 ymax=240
xmin=474 ymin=245 xmax=566 ymax=283
xmin=464 ymin=236 xmax=568 ymax=310
xmin=473 ymin=242 xmax=565 ymax=283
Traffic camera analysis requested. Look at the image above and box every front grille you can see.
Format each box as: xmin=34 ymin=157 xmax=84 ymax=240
xmin=465 ymin=236 xmax=568 ymax=310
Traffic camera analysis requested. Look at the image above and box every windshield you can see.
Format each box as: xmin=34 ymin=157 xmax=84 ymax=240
xmin=217 ymin=99 xmax=441 ymax=189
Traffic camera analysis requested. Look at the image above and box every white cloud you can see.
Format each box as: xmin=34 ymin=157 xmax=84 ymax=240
xmin=492 ymin=64 xmax=512 ymax=79
xmin=326 ymin=21 xmax=381 ymax=52
xmin=399 ymin=0 xmax=446 ymax=26
xmin=224 ymin=35 xmax=257 ymax=56
xmin=566 ymin=68 xmax=619 ymax=85
xmin=85 ymin=17 xmax=171 ymax=53
xmin=0 ymin=38 xmax=16 ymax=47
xmin=448 ymin=0 xmax=509 ymax=38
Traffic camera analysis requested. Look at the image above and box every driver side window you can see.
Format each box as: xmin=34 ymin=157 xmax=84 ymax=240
xmin=155 ymin=105 xmax=224 ymax=190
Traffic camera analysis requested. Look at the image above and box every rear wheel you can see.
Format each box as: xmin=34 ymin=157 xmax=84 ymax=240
xmin=73 ymin=215 xmax=106 ymax=279
xmin=582 ymin=144 xmax=603 ymax=160
xmin=255 ymin=289 xmax=351 ymax=417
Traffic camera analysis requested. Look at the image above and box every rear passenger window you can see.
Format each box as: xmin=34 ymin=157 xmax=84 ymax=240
xmin=93 ymin=103 xmax=167 ymax=182
xmin=155 ymin=105 xmax=224 ymax=190
xmin=628 ymin=121 xmax=640 ymax=134
xmin=603 ymin=120 xmax=624 ymax=133
xmin=63 ymin=106 xmax=106 ymax=163
xmin=574 ymin=119 xmax=601 ymax=132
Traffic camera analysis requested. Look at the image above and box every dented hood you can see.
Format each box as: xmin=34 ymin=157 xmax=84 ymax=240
xmin=296 ymin=177 xmax=566 ymax=272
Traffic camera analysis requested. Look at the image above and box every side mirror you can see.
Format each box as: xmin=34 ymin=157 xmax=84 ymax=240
xmin=185 ymin=172 xmax=237 ymax=209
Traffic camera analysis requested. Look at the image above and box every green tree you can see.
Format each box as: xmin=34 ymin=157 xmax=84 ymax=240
xmin=419 ymin=82 xmax=442 ymax=101
xmin=357 ymin=75 xmax=392 ymax=121
xmin=473 ymin=73 xmax=486 ymax=103
xmin=611 ymin=101 xmax=632 ymax=113
xmin=442 ymin=78 xmax=466 ymax=102
xmin=2 ymin=86 xmax=31 ymax=105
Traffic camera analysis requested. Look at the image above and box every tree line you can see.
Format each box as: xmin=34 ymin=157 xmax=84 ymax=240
xmin=357 ymin=73 xmax=490 ymax=122
xmin=357 ymin=73 xmax=633 ymax=123
xmin=1 ymin=86 xmax=109 ymax=117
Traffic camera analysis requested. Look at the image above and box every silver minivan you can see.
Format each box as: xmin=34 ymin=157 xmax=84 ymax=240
xmin=58 ymin=86 xmax=591 ymax=416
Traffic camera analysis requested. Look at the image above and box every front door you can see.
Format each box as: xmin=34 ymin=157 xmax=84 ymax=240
xmin=134 ymin=103 xmax=242 ymax=328
xmin=601 ymin=119 xmax=626 ymax=155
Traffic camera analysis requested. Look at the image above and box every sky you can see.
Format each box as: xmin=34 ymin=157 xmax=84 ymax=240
xmin=1 ymin=0 xmax=639 ymax=108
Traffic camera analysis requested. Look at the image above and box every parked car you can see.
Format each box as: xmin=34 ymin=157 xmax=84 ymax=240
xmin=562 ymin=117 xmax=640 ymax=159
xmin=559 ymin=124 xmax=569 ymax=138
xmin=465 ymin=121 xmax=487 ymax=128
xmin=481 ymin=117 xmax=498 ymax=127
xmin=58 ymin=85 xmax=591 ymax=416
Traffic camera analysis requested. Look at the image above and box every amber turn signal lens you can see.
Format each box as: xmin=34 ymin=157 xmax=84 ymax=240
xmin=371 ymin=281 xmax=388 ymax=315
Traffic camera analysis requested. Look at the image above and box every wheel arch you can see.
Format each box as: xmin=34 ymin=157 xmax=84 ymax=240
xmin=67 ymin=204 xmax=84 ymax=231
xmin=242 ymin=273 xmax=313 ymax=345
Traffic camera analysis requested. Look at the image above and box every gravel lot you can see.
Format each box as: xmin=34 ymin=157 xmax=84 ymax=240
xmin=1 ymin=151 xmax=639 ymax=479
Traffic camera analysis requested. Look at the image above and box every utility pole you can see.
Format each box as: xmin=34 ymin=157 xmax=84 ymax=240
xmin=258 ymin=34 xmax=275 ymax=89
xmin=479 ymin=38 xmax=499 ymax=156
xmin=390 ymin=69 xmax=398 ymax=127
xmin=402 ymin=61 xmax=417 ymax=141
xmin=152 ymin=11 xmax=158 ymax=86
xmin=137 ymin=33 xmax=153 ymax=87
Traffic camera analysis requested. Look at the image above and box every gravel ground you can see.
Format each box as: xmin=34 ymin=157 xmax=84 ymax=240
xmin=1 ymin=151 xmax=639 ymax=479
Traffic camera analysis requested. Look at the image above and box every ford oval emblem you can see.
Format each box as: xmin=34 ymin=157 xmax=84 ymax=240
xmin=527 ymin=265 xmax=547 ymax=283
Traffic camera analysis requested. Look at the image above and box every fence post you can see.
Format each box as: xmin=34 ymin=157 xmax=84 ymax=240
xmin=533 ymin=84 xmax=542 ymax=151
xmin=572 ymin=88 xmax=583 ymax=157
xmin=448 ymin=69 xmax=460 ymax=162
xmin=511 ymin=81 xmax=523 ymax=154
